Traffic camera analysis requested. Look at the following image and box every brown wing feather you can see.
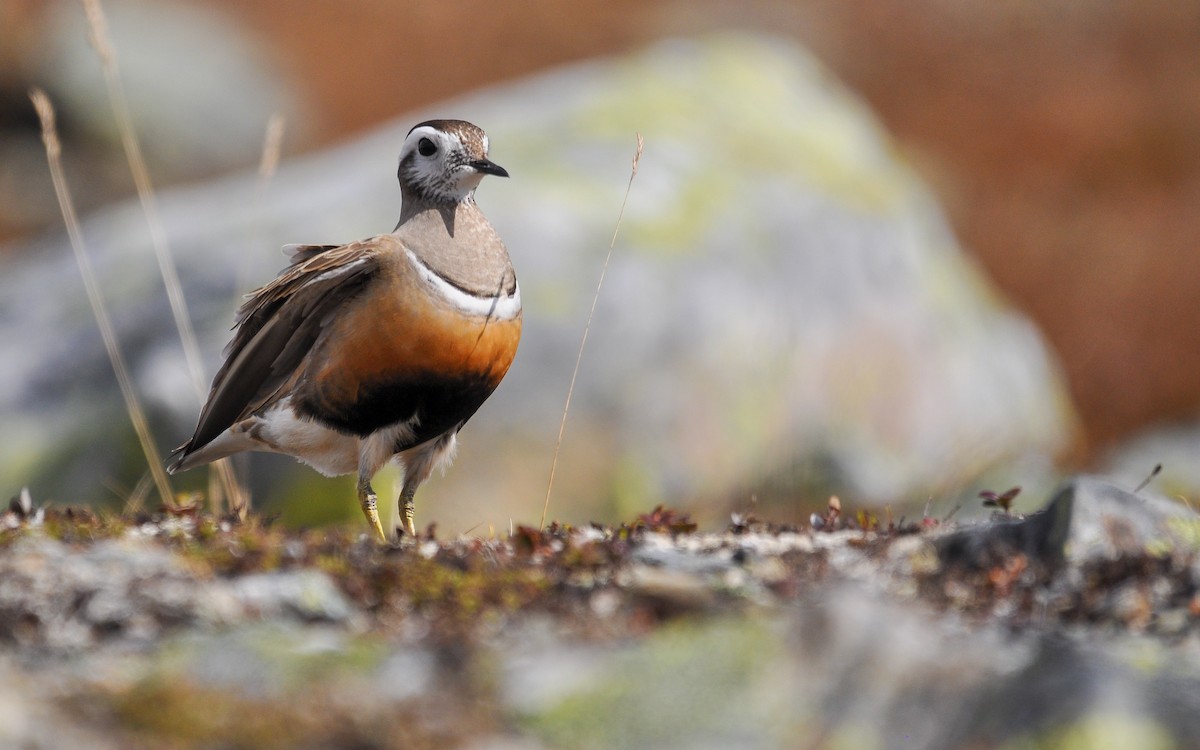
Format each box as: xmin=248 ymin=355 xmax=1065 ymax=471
xmin=169 ymin=240 xmax=387 ymax=467
xmin=282 ymin=243 xmax=341 ymax=265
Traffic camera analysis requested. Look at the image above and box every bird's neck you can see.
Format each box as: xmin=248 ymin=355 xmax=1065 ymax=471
xmin=396 ymin=190 xmax=471 ymax=226
xmin=392 ymin=196 xmax=515 ymax=298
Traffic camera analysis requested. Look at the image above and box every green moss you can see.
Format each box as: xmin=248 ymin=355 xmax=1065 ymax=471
xmin=1165 ymin=517 xmax=1200 ymax=551
xmin=111 ymin=676 xmax=291 ymax=749
xmin=387 ymin=556 xmax=550 ymax=622
xmin=312 ymin=550 xmax=351 ymax=577
xmin=526 ymin=616 xmax=790 ymax=749
xmin=577 ymin=34 xmax=913 ymax=216
xmin=38 ymin=507 xmax=129 ymax=543
xmin=1003 ymin=714 xmax=1177 ymax=750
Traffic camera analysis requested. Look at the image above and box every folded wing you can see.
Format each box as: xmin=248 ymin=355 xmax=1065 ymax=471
xmin=169 ymin=241 xmax=384 ymax=468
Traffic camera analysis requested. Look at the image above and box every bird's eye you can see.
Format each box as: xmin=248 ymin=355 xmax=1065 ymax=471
xmin=417 ymin=137 xmax=437 ymax=157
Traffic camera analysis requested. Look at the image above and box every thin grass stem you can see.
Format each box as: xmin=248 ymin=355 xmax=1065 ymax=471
xmin=81 ymin=0 xmax=244 ymax=514
xmin=541 ymin=134 xmax=643 ymax=530
xmin=30 ymin=88 xmax=174 ymax=508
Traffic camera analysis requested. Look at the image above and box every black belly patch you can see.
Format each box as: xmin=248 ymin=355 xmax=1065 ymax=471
xmin=295 ymin=373 xmax=501 ymax=449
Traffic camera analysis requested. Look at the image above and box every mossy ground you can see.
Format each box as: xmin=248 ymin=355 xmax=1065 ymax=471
xmin=3 ymin=496 xmax=1199 ymax=748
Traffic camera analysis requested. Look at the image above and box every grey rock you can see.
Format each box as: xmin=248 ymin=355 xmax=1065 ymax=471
xmin=29 ymin=0 xmax=299 ymax=175
xmin=0 ymin=656 xmax=123 ymax=750
xmin=1061 ymin=476 xmax=1199 ymax=561
xmin=230 ymin=569 xmax=356 ymax=623
xmin=0 ymin=480 xmax=1196 ymax=747
xmin=0 ymin=533 xmax=361 ymax=651
xmin=1104 ymin=422 xmax=1200 ymax=504
xmin=935 ymin=475 xmax=1200 ymax=571
xmin=4 ymin=0 xmax=300 ymax=242
xmin=0 ymin=536 xmax=204 ymax=650
xmin=510 ymin=581 xmax=1200 ymax=750
xmin=373 ymin=647 xmax=438 ymax=703
xmin=173 ymin=624 xmax=366 ymax=697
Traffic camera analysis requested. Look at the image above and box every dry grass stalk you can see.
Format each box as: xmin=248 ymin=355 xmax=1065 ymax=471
xmin=258 ymin=113 xmax=286 ymax=181
xmin=541 ymin=133 xmax=644 ymax=529
xmin=81 ymin=0 xmax=245 ymax=514
xmin=30 ymin=88 xmax=174 ymax=508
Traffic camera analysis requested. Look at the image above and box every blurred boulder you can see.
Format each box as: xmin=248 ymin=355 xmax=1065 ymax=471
xmin=519 ymin=590 xmax=1200 ymax=750
xmin=0 ymin=34 xmax=1072 ymax=529
xmin=1102 ymin=424 xmax=1200 ymax=501
xmin=795 ymin=0 xmax=1200 ymax=453
xmin=0 ymin=534 xmax=356 ymax=651
xmin=0 ymin=0 xmax=299 ymax=245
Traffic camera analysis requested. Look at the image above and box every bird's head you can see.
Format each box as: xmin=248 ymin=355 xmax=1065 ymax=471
xmin=397 ymin=119 xmax=508 ymax=205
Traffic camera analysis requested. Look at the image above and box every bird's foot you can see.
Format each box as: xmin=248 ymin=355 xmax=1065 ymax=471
xmin=357 ymin=484 xmax=388 ymax=542
xmin=400 ymin=492 xmax=416 ymax=538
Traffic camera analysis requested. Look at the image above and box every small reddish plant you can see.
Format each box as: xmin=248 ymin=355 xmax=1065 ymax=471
xmin=979 ymin=486 xmax=1021 ymax=515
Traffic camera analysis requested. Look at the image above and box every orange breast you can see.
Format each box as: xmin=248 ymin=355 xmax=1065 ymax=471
xmin=298 ymin=258 xmax=521 ymax=438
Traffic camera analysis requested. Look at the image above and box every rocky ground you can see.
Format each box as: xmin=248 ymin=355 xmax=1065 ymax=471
xmin=1 ymin=476 xmax=1198 ymax=749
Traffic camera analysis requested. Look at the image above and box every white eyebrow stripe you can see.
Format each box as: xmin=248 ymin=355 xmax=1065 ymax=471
xmin=405 ymin=248 xmax=521 ymax=320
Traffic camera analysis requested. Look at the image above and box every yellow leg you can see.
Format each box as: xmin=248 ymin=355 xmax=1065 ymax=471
xmin=357 ymin=481 xmax=388 ymax=542
xmin=399 ymin=485 xmax=417 ymax=538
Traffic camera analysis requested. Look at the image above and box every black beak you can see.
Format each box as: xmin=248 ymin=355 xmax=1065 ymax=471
xmin=470 ymin=159 xmax=509 ymax=178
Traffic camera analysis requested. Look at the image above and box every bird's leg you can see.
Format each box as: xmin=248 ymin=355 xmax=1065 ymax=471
xmin=394 ymin=430 xmax=456 ymax=539
xmin=398 ymin=483 xmax=417 ymax=538
xmin=356 ymin=478 xmax=388 ymax=542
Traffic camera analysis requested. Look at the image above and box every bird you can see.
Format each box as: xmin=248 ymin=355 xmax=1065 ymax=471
xmin=167 ymin=119 xmax=521 ymax=540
